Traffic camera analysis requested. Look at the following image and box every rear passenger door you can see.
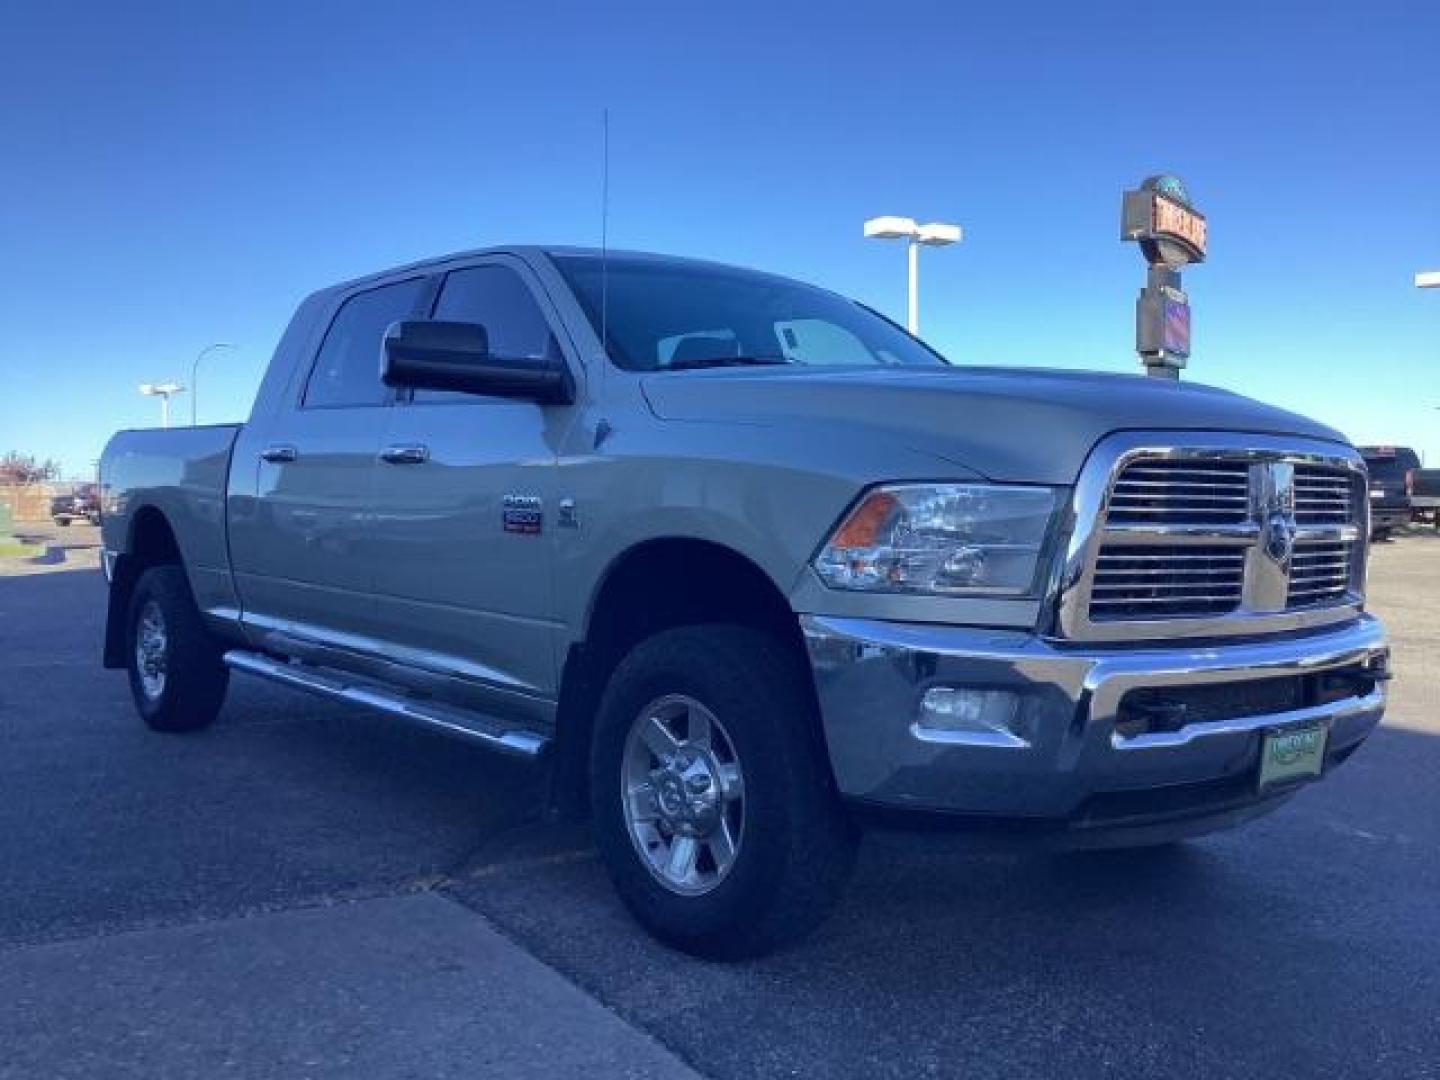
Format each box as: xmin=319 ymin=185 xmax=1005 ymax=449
xmin=367 ymin=258 xmax=573 ymax=717
xmin=234 ymin=277 xmax=429 ymax=645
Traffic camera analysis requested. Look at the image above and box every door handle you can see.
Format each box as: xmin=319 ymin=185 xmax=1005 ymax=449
xmin=260 ymin=444 xmax=298 ymax=464
xmin=380 ymin=443 xmax=430 ymax=465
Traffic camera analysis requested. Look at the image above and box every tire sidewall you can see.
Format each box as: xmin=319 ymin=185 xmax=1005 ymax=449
xmin=591 ymin=627 xmax=831 ymax=952
xmin=124 ymin=565 xmax=226 ymax=731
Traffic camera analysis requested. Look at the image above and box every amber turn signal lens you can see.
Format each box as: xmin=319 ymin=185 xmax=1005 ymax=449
xmin=830 ymin=491 xmax=898 ymax=548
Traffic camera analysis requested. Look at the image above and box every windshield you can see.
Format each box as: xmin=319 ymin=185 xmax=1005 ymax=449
xmin=551 ymin=253 xmax=949 ymax=372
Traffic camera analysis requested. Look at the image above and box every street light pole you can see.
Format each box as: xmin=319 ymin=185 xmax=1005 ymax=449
xmin=863 ymin=216 xmax=963 ymax=334
xmin=907 ymin=239 xmax=919 ymax=334
xmin=139 ymin=383 xmax=186 ymax=429
xmin=1419 ymin=274 xmax=1439 ymax=461
xmin=190 ymin=342 xmax=235 ymax=426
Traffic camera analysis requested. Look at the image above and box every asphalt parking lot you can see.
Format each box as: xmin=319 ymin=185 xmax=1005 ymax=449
xmin=2 ymin=523 xmax=1437 ymax=1079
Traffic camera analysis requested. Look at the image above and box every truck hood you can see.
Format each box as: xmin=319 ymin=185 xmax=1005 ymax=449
xmin=640 ymin=365 xmax=1349 ymax=485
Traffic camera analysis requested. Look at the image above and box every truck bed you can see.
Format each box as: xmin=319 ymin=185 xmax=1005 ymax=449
xmin=99 ymin=424 xmax=243 ymax=617
xmin=1412 ymin=468 xmax=1440 ymax=511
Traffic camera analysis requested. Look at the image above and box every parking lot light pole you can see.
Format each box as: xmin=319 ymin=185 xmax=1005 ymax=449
xmin=863 ymin=216 xmax=963 ymax=334
xmin=139 ymin=382 xmax=186 ymax=429
xmin=1422 ymin=274 xmax=1439 ymax=432
xmin=190 ymin=342 xmax=235 ymax=426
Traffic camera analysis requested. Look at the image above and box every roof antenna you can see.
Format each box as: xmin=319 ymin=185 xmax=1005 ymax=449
xmin=600 ymin=107 xmax=610 ymax=366
xmin=591 ymin=107 xmax=614 ymax=451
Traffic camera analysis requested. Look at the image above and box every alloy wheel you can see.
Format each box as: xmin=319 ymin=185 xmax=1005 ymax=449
xmin=621 ymin=693 xmax=746 ymax=896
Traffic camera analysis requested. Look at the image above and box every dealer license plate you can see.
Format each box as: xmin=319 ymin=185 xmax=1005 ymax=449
xmin=1258 ymin=724 xmax=1328 ymax=789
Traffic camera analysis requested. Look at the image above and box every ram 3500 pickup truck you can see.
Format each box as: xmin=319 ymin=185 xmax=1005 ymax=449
xmin=100 ymin=246 xmax=1390 ymax=958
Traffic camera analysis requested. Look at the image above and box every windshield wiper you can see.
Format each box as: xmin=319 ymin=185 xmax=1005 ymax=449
xmin=664 ymin=355 xmax=795 ymax=371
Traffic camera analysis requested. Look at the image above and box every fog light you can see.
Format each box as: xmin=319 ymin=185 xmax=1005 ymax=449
xmin=916 ymin=687 xmax=1026 ymax=746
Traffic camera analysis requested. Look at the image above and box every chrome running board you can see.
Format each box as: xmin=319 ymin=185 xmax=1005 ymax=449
xmin=223 ymin=649 xmax=549 ymax=759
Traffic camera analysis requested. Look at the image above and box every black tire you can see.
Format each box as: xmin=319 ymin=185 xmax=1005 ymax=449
xmin=125 ymin=565 xmax=229 ymax=732
xmin=590 ymin=625 xmax=857 ymax=960
xmin=54 ymin=518 xmax=71 ymax=527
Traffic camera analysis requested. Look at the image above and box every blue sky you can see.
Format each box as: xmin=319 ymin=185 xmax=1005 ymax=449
xmin=2 ymin=0 xmax=1437 ymax=477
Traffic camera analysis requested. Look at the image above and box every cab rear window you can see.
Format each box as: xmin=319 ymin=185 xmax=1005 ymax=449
xmin=1364 ymin=458 xmax=1407 ymax=482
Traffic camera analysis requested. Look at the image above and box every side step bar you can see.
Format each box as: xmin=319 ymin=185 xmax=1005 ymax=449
xmin=223 ymin=650 xmax=550 ymax=759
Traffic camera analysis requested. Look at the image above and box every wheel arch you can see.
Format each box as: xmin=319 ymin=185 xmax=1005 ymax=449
xmin=549 ymin=536 xmax=820 ymax=818
xmin=103 ymin=504 xmax=183 ymax=668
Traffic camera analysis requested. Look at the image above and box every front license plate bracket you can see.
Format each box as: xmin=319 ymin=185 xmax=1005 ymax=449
xmin=1258 ymin=723 xmax=1329 ymax=790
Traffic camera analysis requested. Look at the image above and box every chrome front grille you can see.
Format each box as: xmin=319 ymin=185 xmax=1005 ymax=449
xmin=1293 ymin=465 xmax=1355 ymax=525
xmin=1288 ymin=540 xmax=1353 ymax=608
xmin=1058 ymin=434 xmax=1368 ymax=641
xmin=1090 ymin=545 xmax=1246 ymax=619
xmin=1106 ymin=460 xmax=1250 ymax=526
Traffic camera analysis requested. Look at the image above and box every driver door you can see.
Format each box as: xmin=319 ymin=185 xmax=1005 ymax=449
xmin=367 ymin=258 xmax=576 ymax=721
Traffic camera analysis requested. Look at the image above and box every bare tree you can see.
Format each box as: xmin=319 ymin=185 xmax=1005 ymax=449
xmin=0 ymin=452 xmax=62 ymax=485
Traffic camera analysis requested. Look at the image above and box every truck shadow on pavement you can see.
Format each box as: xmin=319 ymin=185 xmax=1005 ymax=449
xmin=5 ymin=524 xmax=100 ymax=568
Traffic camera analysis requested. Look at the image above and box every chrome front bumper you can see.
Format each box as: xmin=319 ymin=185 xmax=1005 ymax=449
xmin=802 ymin=613 xmax=1389 ymax=833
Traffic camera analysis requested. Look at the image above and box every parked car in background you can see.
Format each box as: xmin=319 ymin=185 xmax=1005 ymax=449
xmin=1359 ymin=446 xmax=1421 ymax=539
xmin=1410 ymin=466 xmax=1440 ymax=528
xmin=98 ymin=246 xmax=1390 ymax=958
xmin=50 ymin=483 xmax=101 ymax=526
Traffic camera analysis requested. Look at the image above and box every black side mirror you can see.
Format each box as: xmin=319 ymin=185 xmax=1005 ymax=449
xmin=382 ymin=320 xmax=572 ymax=404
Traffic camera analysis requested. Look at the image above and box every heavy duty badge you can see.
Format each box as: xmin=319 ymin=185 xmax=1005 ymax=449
xmin=502 ymin=495 xmax=543 ymax=535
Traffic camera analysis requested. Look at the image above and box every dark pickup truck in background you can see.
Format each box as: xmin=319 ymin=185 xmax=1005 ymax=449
xmin=1359 ymin=446 xmax=1421 ymax=539
xmin=50 ymin=483 xmax=101 ymax=527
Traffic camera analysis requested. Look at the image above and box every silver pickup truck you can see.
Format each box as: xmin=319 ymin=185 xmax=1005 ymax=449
xmin=100 ymin=246 xmax=1390 ymax=957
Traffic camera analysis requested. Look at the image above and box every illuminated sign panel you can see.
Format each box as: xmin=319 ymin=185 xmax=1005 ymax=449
xmin=1151 ymin=195 xmax=1207 ymax=259
xmin=1121 ymin=175 xmax=1207 ymax=268
xmin=1137 ymin=282 xmax=1190 ymax=362
xmin=1163 ymin=295 xmax=1191 ymax=357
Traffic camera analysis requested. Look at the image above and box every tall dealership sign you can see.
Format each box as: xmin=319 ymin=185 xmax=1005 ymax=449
xmin=1121 ymin=175 xmax=1207 ymax=378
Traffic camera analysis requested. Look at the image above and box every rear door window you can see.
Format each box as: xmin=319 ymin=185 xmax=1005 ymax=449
xmin=303 ymin=278 xmax=428 ymax=408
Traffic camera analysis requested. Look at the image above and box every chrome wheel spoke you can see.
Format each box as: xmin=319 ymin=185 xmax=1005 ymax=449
xmin=685 ymin=707 xmax=713 ymax=749
xmin=626 ymin=782 xmax=659 ymax=824
xmin=706 ymin=819 xmax=737 ymax=872
xmin=641 ymin=715 xmax=682 ymax=760
xmin=717 ymin=762 xmax=744 ymax=802
xmin=665 ymin=836 xmax=699 ymax=882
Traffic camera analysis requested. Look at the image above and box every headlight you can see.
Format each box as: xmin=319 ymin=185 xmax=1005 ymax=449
xmin=813 ymin=483 xmax=1059 ymax=597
